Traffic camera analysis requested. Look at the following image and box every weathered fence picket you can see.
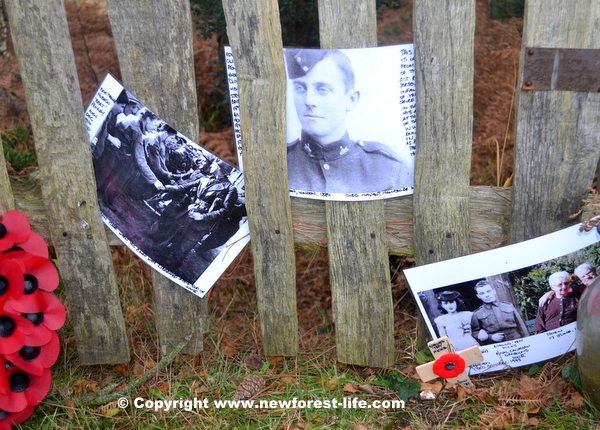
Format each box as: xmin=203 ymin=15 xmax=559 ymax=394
xmin=1 ymin=0 xmax=598 ymax=367
xmin=4 ymin=0 xmax=129 ymax=365
xmin=510 ymin=0 xmax=600 ymax=243
xmin=222 ymin=0 xmax=298 ymax=357
xmin=317 ymin=0 xmax=395 ymax=367
xmin=106 ymin=0 xmax=208 ymax=356
xmin=412 ymin=0 xmax=476 ymax=345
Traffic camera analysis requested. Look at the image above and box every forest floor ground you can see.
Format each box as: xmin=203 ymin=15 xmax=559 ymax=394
xmin=1 ymin=0 xmax=598 ymax=428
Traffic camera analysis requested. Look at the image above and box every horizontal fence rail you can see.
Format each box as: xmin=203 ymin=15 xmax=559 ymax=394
xmin=1 ymin=0 xmax=598 ymax=366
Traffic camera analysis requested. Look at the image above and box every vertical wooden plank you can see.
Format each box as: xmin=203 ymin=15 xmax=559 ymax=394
xmin=222 ymin=0 xmax=298 ymax=356
xmin=0 ymin=152 xmax=15 ymax=213
xmin=106 ymin=0 xmax=208 ymax=355
xmin=318 ymin=0 xmax=394 ymax=367
xmin=510 ymin=0 xmax=600 ymax=243
xmin=412 ymin=0 xmax=475 ymax=343
xmin=4 ymin=0 xmax=130 ymax=364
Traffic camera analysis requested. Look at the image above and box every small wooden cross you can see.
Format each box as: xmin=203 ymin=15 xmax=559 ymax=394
xmin=415 ymin=336 xmax=484 ymax=388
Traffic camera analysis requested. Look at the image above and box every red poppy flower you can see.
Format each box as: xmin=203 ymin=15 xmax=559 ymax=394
xmin=3 ymin=232 xmax=48 ymax=259
xmin=0 ymin=367 xmax=51 ymax=412
xmin=0 ymin=313 xmax=34 ymax=355
xmin=0 ymin=404 xmax=35 ymax=430
xmin=0 ymin=358 xmax=8 ymax=395
xmin=23 ymin=293 xmax=66 ymax=332
xmin=6 ymin=331 xmax=60 ymax=377
xmin=0 ymin=212 xmax=30 ymax=252
xmin=0 ymin=260 xmax=25 ymax=305
xmin=432 ymin=353 xmax=466 ymax=379
xmin=2 ymin=294 xmax=64 ymax=346
xmin=0 ymin=251 xmax=58 ymax=293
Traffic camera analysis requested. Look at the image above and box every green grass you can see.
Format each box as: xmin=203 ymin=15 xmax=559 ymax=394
xmin=11 ymin=246 xmax=600 ymax=430
xmin=1 ymin=126 xmax=37 ymax=172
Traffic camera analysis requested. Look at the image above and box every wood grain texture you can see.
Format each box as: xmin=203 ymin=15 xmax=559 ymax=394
xmin=0 ymin=149 xmax=14 ymax=213
xmin=510 ymin=0 xmax=600 ymax=243
xmin=4 ymin=0 xmax=129 ymax=364
xmin=318 ymin=0 xmax=394 ymax=366
xmin=12 ymin=174 xmax=513 ymax=254
xmin=412 ymin=0 xmax=476 ymax=346
xmin=107 ymin=0 xmax=208 ymax=355
xmin=222 ymin=0 xmax=298 ymax=356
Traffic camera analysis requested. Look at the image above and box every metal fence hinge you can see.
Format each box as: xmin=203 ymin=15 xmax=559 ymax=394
xmin=522 ymin=47 xmax=600 ymax=92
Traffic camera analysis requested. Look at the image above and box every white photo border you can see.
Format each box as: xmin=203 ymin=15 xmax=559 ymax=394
xmin=404 ymin=223 xmax=600 ymax=374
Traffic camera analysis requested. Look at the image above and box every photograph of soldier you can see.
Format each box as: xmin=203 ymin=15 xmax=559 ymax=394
xmin=90 ymin=88 xmax=247 ymax=285
xmin=470 ymin=280 xmax=529 ymax=345
xmin=284 ymin=48 xmax=413 ymax=196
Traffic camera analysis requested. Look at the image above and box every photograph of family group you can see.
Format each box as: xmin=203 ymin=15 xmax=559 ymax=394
xmin=404 ymin=223 xmax=600 ymax=374
xmin=86 ymin=74 xmax=250 ymax=298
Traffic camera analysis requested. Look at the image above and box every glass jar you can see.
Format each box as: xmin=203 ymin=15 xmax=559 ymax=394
xmin=577 ymin=275 xmax=600 ymax=408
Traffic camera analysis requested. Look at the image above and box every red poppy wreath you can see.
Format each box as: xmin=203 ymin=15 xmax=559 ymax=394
xmin=0 ymin=211 xmax=66 ymax=428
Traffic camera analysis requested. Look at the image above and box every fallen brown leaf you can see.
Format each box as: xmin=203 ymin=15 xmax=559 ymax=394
xmin=132 ymin=362 xmax=145 ymax=378
xmin=72 ymin=378 xmax=86 ymax=394
xmin=279 ymin=376 xmax=295 ymax=385
xmin=268 ymin=356 xmax=284 ymax=367
xmin=87 ymin=381 xmax=100 ymax=393
xmin=157 ymin=382 xmax=170 ymax=392
xmin=566 ymin=390 xmax=586 ymax=409
xmin=220 ymin=343 xmax=238 ymax=358
xmin=327 ymin=376 xmax=339 ymax=391
xmin=419 ymin=380 xmax=443 ymax=394
xmin=358 ymin=384 xmax=374 ymax=394
xmin=64 ymin=401 xmax=76 ymax=418
xmin=114 ymin=363 xmax=129 ymax=377
xmin=342 ymin=383 xmax=361 ymax=394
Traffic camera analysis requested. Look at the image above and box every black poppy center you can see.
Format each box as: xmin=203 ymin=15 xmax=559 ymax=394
xmin=0 ymin=275 xmax=8 ymax=297
xmin=19 ymin=346 xmax=41 ymax=361
xmin=24 ymin=274 xmax=39 ymax=295
xmin=3 ymin=245 xmax=24 ymax=254
xmin=9 ymin=372 xmax=30 ymax=393
xmin=0 ymin=316 xmax=16 ymax=337
xmin=445 ymin=362 xmax=456 ymax=371
xmin=0 ymin=409 xmax=11 ymax=420
xmin=0 ymin=223 xmax=6 ymax=239
xmin=23 ymin=312 xmax=44 ymax=326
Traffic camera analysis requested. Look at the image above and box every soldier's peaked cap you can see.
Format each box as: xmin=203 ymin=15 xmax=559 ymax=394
xmin=285 ymin=49 xmax=328 ymax=79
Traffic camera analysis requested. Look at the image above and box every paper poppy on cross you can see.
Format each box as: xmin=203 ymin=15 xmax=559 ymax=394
xmin=416 ymin=336 xmax=484 ymax=388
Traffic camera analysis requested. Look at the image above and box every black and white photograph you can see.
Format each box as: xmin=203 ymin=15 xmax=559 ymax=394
xmin=225 ymin=45 xmax=416 ymax=201
xmin=404 ymin=223 xmax=600 ymax=374
xmin=85 ymin=74 xmax=250 ymax=298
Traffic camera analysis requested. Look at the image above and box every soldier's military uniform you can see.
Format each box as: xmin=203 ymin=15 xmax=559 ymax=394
xmin=287 ymin=131 xmax=412 ymax=194
xmin=471 ymin=301 xmax=529 ymax=345
xmin=285 ymin=48 xmax=413 ymax=195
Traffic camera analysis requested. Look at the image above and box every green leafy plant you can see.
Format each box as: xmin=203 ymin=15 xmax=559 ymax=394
xmin=488 ymin=0 xmax=525 ymax=21
xmin=1 ymin=126 xmax=36 ymax=172
xmin=562 ymin=359 xmax=582 ymax=391
xmin=379 ymin=371 xmax=420 ymax=401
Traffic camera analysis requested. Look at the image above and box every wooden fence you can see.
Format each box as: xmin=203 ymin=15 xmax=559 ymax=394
xmin=1 ymin=0 xmax=598 ymax=366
